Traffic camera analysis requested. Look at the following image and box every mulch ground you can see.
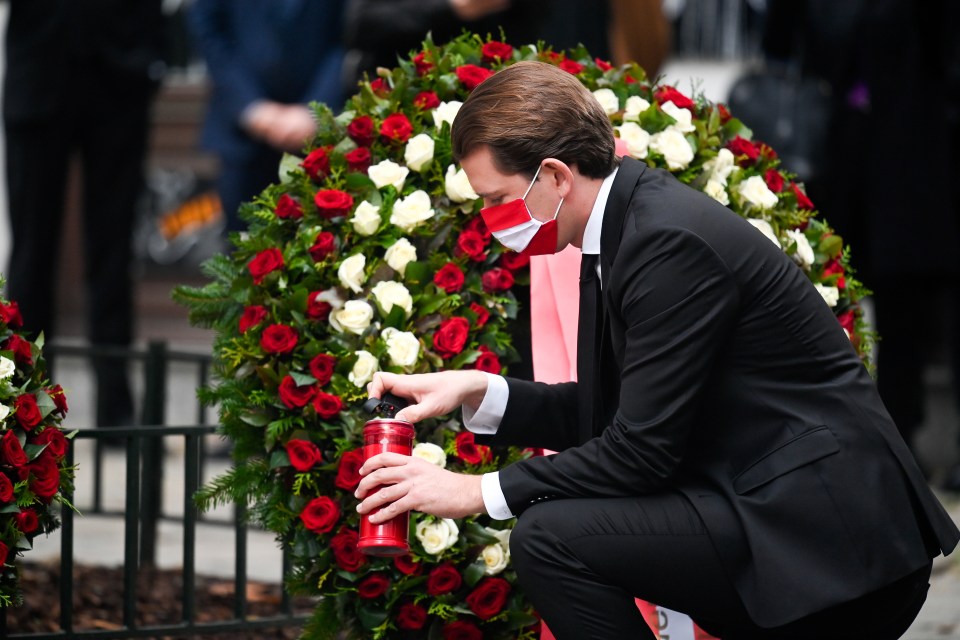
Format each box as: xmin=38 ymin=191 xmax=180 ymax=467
xmin=3 ymin=561 xmax=321 ymax=639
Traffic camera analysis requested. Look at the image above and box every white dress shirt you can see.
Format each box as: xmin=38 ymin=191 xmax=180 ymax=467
xmin=464 ymin=166 xmax=619 ymax=519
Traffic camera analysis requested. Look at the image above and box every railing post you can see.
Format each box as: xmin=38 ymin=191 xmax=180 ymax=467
xmin=139 ymin=340 xmax=168 ymax=567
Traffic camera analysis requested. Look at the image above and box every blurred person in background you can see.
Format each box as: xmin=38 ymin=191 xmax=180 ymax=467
xmin=764 ymin=0 xmax=960 ymax=483
xmin=187 ymin=0 xmax=347 ymax=235
xmin=3 ymin=0 xmax=165 ymax=428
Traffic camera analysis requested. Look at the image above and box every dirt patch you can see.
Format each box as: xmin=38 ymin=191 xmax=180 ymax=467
xmin=3 ymin=561 xmax=319 ymax=639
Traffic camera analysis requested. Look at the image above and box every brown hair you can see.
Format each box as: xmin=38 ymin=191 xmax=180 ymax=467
xmin=451 ymin=61 xmax=617 ymax=179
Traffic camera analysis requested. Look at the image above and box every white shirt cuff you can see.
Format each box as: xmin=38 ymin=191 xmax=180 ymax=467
xmin=462 ymin=373 xmax=508 ymax=435
xmin=480 ymin=472 xmax=514 ymax=520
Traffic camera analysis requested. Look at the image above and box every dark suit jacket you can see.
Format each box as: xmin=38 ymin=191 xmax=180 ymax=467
xmin=485 ymin=157 xmax=960 ymax=627
xmin=187 ymin=0 xmax=346 ymax=160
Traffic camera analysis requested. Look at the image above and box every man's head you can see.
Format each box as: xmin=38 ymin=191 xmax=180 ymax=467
xmin=451 ymin=61 xmax=617 ymax=180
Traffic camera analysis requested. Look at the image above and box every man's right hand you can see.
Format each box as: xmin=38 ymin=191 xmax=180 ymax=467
xmin=367 ymin=370 xmax=489 ymax=423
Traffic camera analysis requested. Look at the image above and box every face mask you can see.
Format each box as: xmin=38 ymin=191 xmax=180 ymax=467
xmin=479 ymin=164 xmax=564 ymax=257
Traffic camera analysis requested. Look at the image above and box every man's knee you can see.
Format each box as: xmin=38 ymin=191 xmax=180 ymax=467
xmin=510 ymin=501 xmax=569 ymax=574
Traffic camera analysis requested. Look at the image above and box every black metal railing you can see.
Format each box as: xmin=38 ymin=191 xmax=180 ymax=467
xmin=0 ymin=341 xmax=313 ymax=638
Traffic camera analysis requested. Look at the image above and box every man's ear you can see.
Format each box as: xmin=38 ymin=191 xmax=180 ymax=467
xmin=541 ymin=158 xmax=575 ymax=198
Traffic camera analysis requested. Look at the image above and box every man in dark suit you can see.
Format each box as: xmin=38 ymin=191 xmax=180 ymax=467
xmin=3 ymin=0 xmax=165 ymax=428
xmin=187 ymin=0 xmax=346 ymax=234
xmin=356 ymin=61 xmax=960 ymax=638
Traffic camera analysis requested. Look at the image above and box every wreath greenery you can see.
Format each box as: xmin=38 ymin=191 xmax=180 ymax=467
xmin=174 ymin=32 xmax=873 ymax=639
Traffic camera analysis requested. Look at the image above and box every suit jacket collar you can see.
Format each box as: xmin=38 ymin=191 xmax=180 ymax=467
xmin=600 ymin=157 xmax=646 ymax=289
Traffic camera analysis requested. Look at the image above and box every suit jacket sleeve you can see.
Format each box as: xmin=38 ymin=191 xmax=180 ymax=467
xmin=496 ymin=226 xmax=740 ymax=515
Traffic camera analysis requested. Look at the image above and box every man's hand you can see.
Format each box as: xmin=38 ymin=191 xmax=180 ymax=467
xmin=367 ymin=370 xmax=488 ymax=423
xmin=355 ymin=452 xmax=485 ymax=522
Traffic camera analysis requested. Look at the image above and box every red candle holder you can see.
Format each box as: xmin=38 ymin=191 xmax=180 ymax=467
xmin=358 ymin=417 xmax=414 ymax=556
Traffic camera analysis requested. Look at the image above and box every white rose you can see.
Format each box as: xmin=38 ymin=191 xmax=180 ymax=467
xmin=481 ymin=542 xmax=509 ymax=575
xmin=404 ymin=133 xmax=435 ymax=172
xmin=351 ymin=200 xmax=382 ymax=236
xmin=445 ymin=164 xmax=479 ymax=203
xmin=349 ymin=350 xmax=380 ymax=387
xmin=412 ymin=442 xmax=446 ymax=468
xmin=383 ymin=328 xmax=421 ymax=366
xmin=785 ymin=229 xmax=815 ymax=268
xmin=704 ymin=179 xmax=729 ymax=206
xmin=814 ymin=283 xmax=840 ymax=307
xmin=338 ymin=253 xmax=367 ymax=292
xmin=748 ymin=218 xmax=781 ymax=247
xmin=661 ymin=100 xmax=696 ymax=133
xmin=737 ymin=175 xmax=779 ymax=209
xmin=368 ymin=159 xmax=409 ymax=191
xmin=432 ymin=100 xmax=462 ymax=130
xmin=0 ymin=404 xmax=9 ymax=423
xmin=391 ymin=190 xmax=435 ymax=231
xmin=415 ymin=517 xmax=460 ymax=555
xmin=704 ymin=148 xmax=737 ymax=184
xmin=623 ymin=95 xmax=651 ymax=121
xmin=384 ymin=237 xmax=418 ymax=275
xmin=0 ymin=355 xmax=15 ymax=380
xmin=649 ymin=129 xmax=694 ymax=170
xmin=615 ymin=122 xmax=650 ymax=159
xmin=314 ymin=288 xmax=345 ymax=310
xmin=371 ymin=280 xmax=413 ymax=316
xmin=330 ymin=299 xmax=374 ymax=334
xmin=592 ymin=88 xmax=620 ymax=115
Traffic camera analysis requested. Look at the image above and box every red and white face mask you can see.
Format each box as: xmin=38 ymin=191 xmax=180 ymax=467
xmin=479 ymin=164 xmax=564 ymax=257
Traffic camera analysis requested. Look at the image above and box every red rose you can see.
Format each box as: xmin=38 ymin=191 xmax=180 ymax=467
xmin=369 ymin=78 xmax=389 ymax=96
xmin=358 ymin=573 xmax=390 ymax=599
xmin=3 ymin=334 xmax=33 ymax=365
xmin=469 ymin=303 xmax=490 ymax=328
xmin=380 ymin=113 xmax=413 ymax=143
xmin=260 ymin=324 xmax=298 ymax=355
xmin=791 ymin=182 xmax=815 ymax=210
xmin=248 ymin=248 xmax=284 ymax=284
xmin=473 ymin=346 xmax=501 ymax=375
xmin=1 ymin=430 xmax=27 ymax=467
xmin=14 ymin=509 xmax=39 ymax=534
xmin=301 ymin=146 xmax=332 ymax=181
xmin=314 ymin=189 xmax=354 ymax=219
xmin=427 ymin=562 xmax=463 ymax=596
xmin=32 ymin=427 xmax=68 ymax=460
xmin=285 ymin=438 xmax=322 ymax=471
xmin=335 ymin=449 xmax=364 ymax=490
xmin=274 ymin=193 xmax=303 ymax=220
xmin=24 ymin=455 xmax=60 ymax=499
xmin=344 ymin=147 xmax=371 ymax=173
xmin=309 ymin=231 xmax=337 ymax=262
xmin=46 ymin=384 xmax=68 ymax=416
xmin=413 ymin=91 xmax=441 ymax=110
xmin=456 ymin=229 xmax=488 ymax=262
xmin=759 ymin=142 xmax=778 ymax=160
xmin=434 ymin=262 xmax=465 ymax=294
xmin=726 ymin=136 xmax=759 ymax=164
xmin=397 ymin=602 xmax=428 ymax=630
xmin=306 ymin=296 xmax=333 ymax=322
xmin=838 ymin=310 xmax=856 ymax=335
xmin=300 ymin=496 xmax=340 ymax=533
xmin=14 ymin=394 xmax=43 ymax=430
xmin=558 ymin=58 xmax=585 ymax=75
xmin=347 ymin=115 xmax=375 ymax=146
xmin=717 ymin=103 xmax=732 ymax=123
xmin=0 ymin=300 xmax=23 ymax=327
xmin=0 ymin=542 xmax=8 ymax=567
xmin=481 ymin=41 xmax=513 ymax=63
xmin=823 ymin=259 xmax=846 ymax=289
xmin=393 ymin=554 xmax=422 ymax=576
xmin=413 ymin=51 xmax=433 ymax=76
xmin=0 ymin=474 xmax=13 ymax=503
xmin=595 ymin=57 xmax=613 ymax=71
xmin=500 ymin=251 xmax=530 ymax=271
xmin=482 ymin=267 xmax=514 ymax=293
xmin=443 ymin=620 xmax=482 ymax=640
xmin=330 ymin=527 xmax=366 ymax=571
xmin=763 ymin=168 xmax=785 ymax=193
xmin=655 ymin=85 xmax=695 ymax=110
xmin=313 ymin=391 xmax=343 ymax=420
xmin=239 ymin=306 xmax=269 ymax=334
xmin=309 ymin=353 xmax=336 ymax=386
xmin=278 ymin=376 xmax=316 ymax=409
xmin=433 ymin=317 xmax=470 ymax=359
xmin=466 ymin=577 xmax=511 ymax=620
xmin=464 ymin=215 xmax=491 ymax=242
xmin=456 ymin=64 xmax=494 ymax=90
xmin=455 ymin=431 xmax=491 ymax=465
